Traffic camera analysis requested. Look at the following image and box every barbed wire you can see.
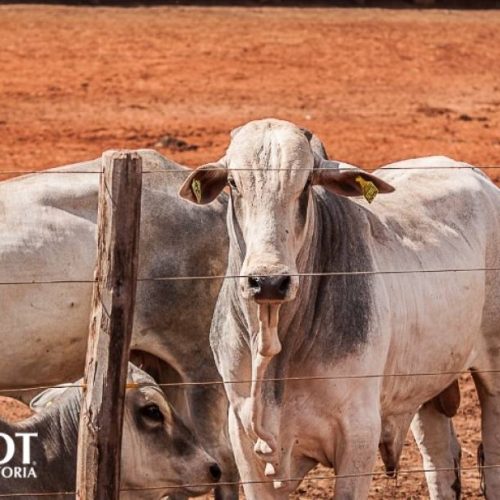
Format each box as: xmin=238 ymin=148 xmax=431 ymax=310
xmin=0 ymin=368 xmax=491 ymax=395
xmin=2 ymin=164 xmax=500 ymax=176
xmin=0 ymin=463 xmax=495 ymax=497
xmin=0 ymin=266 xmax=499 ymax=286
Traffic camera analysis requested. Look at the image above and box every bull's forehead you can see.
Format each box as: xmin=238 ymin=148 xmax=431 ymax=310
xmin=227 ymin=119 xmax=313 ymax=193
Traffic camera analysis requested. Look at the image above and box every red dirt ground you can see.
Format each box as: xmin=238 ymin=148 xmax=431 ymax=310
xmin=1 ymin=4 xmax=499 ymax=498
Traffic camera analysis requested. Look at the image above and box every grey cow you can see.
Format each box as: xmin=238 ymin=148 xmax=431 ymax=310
xmin=0 ymin=364 xmax=221 ymax=499
xmin=0 ymin=150 xmax=237 ymax=499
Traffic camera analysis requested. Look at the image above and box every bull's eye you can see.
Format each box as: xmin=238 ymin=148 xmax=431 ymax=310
xmin=228 ymin=177 xmax=238 ymax=191
xmin=141 ymin=403 xmax=164 ymax=423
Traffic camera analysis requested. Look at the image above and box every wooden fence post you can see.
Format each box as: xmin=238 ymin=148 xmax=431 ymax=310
xmin=76 ymin=151 xmax=142 ymax=500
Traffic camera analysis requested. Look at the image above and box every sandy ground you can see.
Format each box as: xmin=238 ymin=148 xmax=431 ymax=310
xmin=1 ymin=4 xmax=499 ymax=498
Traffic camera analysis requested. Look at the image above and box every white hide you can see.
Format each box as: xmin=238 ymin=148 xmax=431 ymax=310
xmin=189 ymin=120 xmax=500 ymax=499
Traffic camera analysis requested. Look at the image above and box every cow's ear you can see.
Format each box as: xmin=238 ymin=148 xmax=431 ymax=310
xmin=179 ymin=163 xmax=228 ymax=204
xmin=313 ymin=169 xmax=395 ymax=203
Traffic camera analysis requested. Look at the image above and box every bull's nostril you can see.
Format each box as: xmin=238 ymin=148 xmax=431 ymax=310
xmin=279 ymin=275 xmax=291 ymax=294
xmin=209 ymin=463 xmax=222 ymax=482
xmin=248 ymin=276 xmax=261 ymax=290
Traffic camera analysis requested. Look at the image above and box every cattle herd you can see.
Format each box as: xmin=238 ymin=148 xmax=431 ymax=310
xmin=0 ymin=118 xmax=499 ymax=499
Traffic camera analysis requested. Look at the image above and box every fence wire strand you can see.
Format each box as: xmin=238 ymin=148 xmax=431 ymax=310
xmin=0 ymin=368 xmax=495 ymax=395
xmin=0 ymin=463 xmax=496 ymax=497
xmin=2 ymin=164 xmax=500 ymax=177
xmin=0 ymin=266 xmax=499 ymax=286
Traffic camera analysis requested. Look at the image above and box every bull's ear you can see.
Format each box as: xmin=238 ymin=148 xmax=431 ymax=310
xmin=179 ymin=163 xmax=228 ymax=204
xmin=313 ymin=169 xmax=395 ymax=203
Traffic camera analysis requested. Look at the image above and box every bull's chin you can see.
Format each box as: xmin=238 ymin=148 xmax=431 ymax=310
xmin=158 ymin=482 xmax=213 ymax=498
xmin=177 ymin=484 xmax=213 ymax=497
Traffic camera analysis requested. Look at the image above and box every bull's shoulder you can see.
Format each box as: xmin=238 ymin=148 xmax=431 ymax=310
xmin=346 ymin=157 xmax=500 ymax=252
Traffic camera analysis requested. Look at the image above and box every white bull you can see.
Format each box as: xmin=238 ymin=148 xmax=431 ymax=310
xmin=180 ymin=118 xmax=500 ymax=499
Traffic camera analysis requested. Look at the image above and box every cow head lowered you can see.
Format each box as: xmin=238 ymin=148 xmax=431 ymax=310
xmin=179 ymin=118 xmax=394 ymax=455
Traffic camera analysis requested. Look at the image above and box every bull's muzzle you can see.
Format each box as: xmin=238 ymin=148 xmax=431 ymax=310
xmin=248 ymin=275 xmax=291 ymax=302
xmin=241 ymin=271 xmax=298 ymax=303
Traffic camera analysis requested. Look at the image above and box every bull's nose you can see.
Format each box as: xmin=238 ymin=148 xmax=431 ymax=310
xmin=248 ymin=275 xmax=291 ymax=302
xmin=209 ymin=463 xmax=222 ymax=482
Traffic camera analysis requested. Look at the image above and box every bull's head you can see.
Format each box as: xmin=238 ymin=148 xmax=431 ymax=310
xmin=180 ymin=118 xmax=394 ymax=304
xmin=179 ymin=118 xmax=394 ymax=457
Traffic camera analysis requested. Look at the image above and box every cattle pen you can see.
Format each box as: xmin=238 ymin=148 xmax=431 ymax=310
xmin=0 ymin=148 xmax=498 ymax=498
xmin=2 ymin=4 xmax=500 ymax=498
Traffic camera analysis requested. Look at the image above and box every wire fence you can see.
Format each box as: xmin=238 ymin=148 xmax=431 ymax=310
xmin=2 ymin=164 xmax=500 ymax=176
xmin=0 ymin=463 xmax=495 ymax=497
xmin=0 ymin=267 xmax=499 ymax=286
xmin=0 ymin=368 xmax=496 ymax=395
xmin=0 ymin=161 xmax=498 ymax=496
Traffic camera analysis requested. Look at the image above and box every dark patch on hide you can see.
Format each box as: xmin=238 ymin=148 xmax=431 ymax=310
xmin=379 ymin=440 xmax=398 ymax=477
xmin=452 ymin=456 xmax=462 ymax=499
xmin=297 ymin=187 xmax=310 ymax=229
xmin=310 ymin=134 xmax=330 ymax=160
xmin=169 ymin=418 xmax=198 ymax=458
xmin=293 ymin=190 xmax=373 ymax=362
xmin=478 ymin=442 xmax=486 ymax=496
xmin=432 ymin=380 xmax=461 ymax=418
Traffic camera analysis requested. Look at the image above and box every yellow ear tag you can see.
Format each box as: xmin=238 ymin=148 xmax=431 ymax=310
xmin=192 ymin=179 xmax=202 ymax=203
xmin=355 ymin=175 xmax=378 ymax=204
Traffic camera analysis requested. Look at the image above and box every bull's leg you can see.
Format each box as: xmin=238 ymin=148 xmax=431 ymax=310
xmin=472 ymin=371 xmax=500 ymax=499
xmin=411 ymin=401 xmax=461 ymax=500
xmin=228 ymin=408 xmax=288 ymax=500
xmin=379 ymin=412 xmax=414 ymax=476
xmin=333 ymin=416 xmax=381 ymax=500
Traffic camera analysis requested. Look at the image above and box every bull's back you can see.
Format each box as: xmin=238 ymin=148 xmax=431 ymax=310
xmin=373 ymin=156 xmax=500 ymax=306
xmin=364 ymin=157 xmax=500 ymax=409
xmin=0 ymin=163 xmax=100 ymax=388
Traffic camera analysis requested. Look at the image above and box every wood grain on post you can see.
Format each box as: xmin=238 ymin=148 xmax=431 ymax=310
xmin=76 ymin=151 xmax=142 ymax=500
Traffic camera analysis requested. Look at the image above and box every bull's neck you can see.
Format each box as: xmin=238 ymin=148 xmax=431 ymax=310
xmin=226 ymin=189 xmax=374 ymax=364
